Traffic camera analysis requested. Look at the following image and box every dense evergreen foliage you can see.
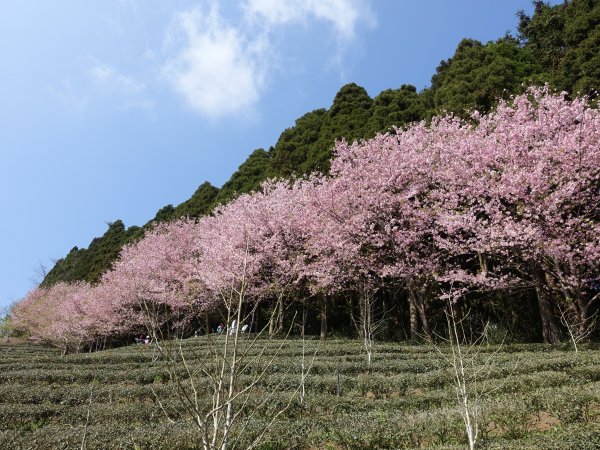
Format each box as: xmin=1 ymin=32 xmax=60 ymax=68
xmin=41 ymin=221 xmax=141 ymax=286
xmin=171 ymin=181 xmax=220 ymax=220
xmin=42 ymin=0 xmax=600 ymax=295
xmin=42 ymin=182 xmax=219 ymax=286
xmin=430 ymin=37 xmax=545 ymax=114
xmin=213 ymin=149 xmax=272 ymax=206
xmin=518 ymin=0 xmax=600 ymax=96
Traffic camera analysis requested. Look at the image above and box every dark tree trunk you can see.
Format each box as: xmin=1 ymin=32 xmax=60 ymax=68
xmin=276 ymin=294 xmax=285 ymax=335
xmin=249 ymin=308 xmax=256 ymax=333
xmin=417 ymin=298 xmax=432 ymax=342
xmin=358 ymin=291 xmax=366 ymax=339
xmin=409 ymin=291 xmax=419 ymax=341
xmin=550 ymin=261 xmax=591 ymax=338
xmin=409 ymin=287 xmax=432 ymax=341
xmin=533 ymin=267 xmax=561 ymax=344
xmin=320 ymin=296 xmax=328 ymax=340
xmin=478 ymin=252 xmax=488 ymax=276
xmin=577 ymin=299 xmax=590 ymax=337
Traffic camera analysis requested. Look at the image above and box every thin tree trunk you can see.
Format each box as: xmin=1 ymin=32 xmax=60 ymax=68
xmin=268 ymin=303 xmax=275 ymax=337
xmin=416 ymin=298 xmax=432 ymax=342
xmin=409 ymin=287 xmax=431 ymax=341
xmin=533 ymin=267 xmax=561 ymax=344
xmin=358 ymin=291 xmax=367 ymax=339
xmin=478 ymin=252 xmax=488 ymax=277
xmin=409 ymin=290 xmax=419 ymax=341
xmin=249 ymin=308 xmax=255 ymax=333
xmin=276 ymin=294 xmax=285 ymax=335
xmin=577 ymin=300 xmax=590 ymax=336
xmin=320 ymin=296 xmax=327 ymax=340
xmin=549 ymin=262 xmax=591 ymax=338
xmin=381 ymin=295 xmax=388 ymax=339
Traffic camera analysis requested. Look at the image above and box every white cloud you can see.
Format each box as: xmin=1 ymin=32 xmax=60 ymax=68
xmin=89 ymin=59 xmax=145 ymax=95
xmin=161 ymin=0 xmax=375 ymax=119
xmin=244 ymin=0 xmax=376 ymax=41
xmin=162 ymin=4 xmax=266 ymax=120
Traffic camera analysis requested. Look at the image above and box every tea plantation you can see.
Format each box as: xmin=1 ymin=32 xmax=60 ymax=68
xmin=1 ymin=337 xmax=600 ymax=449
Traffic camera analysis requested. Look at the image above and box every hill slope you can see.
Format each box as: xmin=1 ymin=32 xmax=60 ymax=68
xmin=1 ymin=338 xmax=600 ymax=448
xmin=42 ymin=0 xmax=600 ymax=288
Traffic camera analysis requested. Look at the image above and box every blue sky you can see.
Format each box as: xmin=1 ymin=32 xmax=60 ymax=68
xmin=0 ymin=0 xmax=551 ymax=312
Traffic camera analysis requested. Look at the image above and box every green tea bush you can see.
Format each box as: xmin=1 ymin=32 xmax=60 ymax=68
xmin=1 ymin=340 xmax=600 ymax=448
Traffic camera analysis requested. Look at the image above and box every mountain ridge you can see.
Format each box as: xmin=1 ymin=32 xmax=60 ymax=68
xmin=42 ymin=0 xmax=600 ymax=288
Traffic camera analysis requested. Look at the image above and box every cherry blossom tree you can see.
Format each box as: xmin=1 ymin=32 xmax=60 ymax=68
xmin=428 ymin=87 xmax=600 ymax=343
xmin=100 ymin=218 xmax=203 ymax=339
xmin=195 ymin=179 xmax=313 ymax=335
xmin=316 ymin=128 xmax=449 ymax=340
xmin=12 ymin=282 xmax=101 ymax=354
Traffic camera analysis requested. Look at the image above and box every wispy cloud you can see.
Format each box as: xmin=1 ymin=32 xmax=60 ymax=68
xmin=244 ymin=0 xmax=376 ymax=77
xmin=48 ymin=79 xmax=88 ymax=114
xmin=85 ymin=57 xmax=153 ymax=111
xmin=244 ymin=0 xmax=376 ymax=42
xmin=162 ymin=3 xmax=266 ymax=120
xmin=89 ymin=59 xmax=145 ymax=95
xmin=118 ymin=99 xmax=154 ymax=112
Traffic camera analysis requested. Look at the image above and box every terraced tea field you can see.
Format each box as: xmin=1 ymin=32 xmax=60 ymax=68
xmin=1 ymin=337 xmax=600 ymax=449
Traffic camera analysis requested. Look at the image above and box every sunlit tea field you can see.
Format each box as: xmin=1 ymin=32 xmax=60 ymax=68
xmin=1 ymin=338 xmax=600 ymax=449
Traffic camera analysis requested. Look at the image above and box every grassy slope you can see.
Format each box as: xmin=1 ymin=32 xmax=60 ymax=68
xmin=1 ymin=338 xmax=600 ymax=449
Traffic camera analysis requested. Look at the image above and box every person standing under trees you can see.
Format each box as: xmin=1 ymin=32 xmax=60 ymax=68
xmin=229 ymin=319 xmax=238 ymax=336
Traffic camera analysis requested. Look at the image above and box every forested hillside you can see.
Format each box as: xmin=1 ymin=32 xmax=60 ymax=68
xmin=42 ymin=0 xmax=600 ymax=289
xmin=15 ymin=86 xmax=600 ymax=351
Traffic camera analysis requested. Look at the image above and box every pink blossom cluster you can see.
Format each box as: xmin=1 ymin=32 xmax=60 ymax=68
xmin=12 ymin=88 xmax=600 ymax=349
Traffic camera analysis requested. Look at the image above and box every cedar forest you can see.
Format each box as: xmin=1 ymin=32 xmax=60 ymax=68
xmin=10 ymin=1 xmax=600 ymax=351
